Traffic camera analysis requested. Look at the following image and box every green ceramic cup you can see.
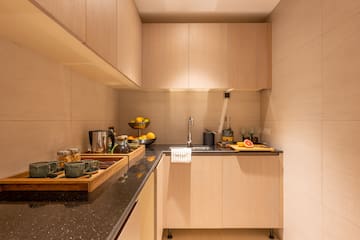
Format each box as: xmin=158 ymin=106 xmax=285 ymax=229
xmin=64 ymin=161 xmax=86 ymax=178
xmin=29 ymin=162 xmax=50 ymax=178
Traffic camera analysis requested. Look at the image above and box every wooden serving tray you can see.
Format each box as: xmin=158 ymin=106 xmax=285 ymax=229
xmin=0 ymin=145 xmax=145 ymax=192
xmin=229 ymin=144 xmax=275 ymax=152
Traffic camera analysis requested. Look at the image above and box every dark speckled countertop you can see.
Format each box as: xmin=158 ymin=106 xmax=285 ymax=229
xmin=0 ymin=145 xmax=281 ymax=240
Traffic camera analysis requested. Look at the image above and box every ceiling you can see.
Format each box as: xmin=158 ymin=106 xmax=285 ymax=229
xmin=134 ymin=0 xmax=280 ymax=23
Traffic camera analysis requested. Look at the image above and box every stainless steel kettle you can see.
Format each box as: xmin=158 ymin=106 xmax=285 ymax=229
xmin=88 ymin=130 xmax=115 ymax=153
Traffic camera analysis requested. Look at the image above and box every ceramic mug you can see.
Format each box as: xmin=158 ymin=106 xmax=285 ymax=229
xmin=82 ymin=160 xmax=99 ymax=172
xmin=64 ymin=161 xmax=88 ymax=178
xmin=29 ymin=162 xmax=51 ymax=178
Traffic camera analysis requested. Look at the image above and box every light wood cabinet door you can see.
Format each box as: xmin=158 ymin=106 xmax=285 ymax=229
xmin=118 ymin=173 xmax=155 ymax=240
xmin=117 ymin=0 xmax=142 ymax=86
xmin=228 ymin=23 xmax=271 ymax=90
xmin=33 ymin=0 xmax=86 ymax=42
xmin=189 ymin=24 xmax=229 ymax=89
xmin=86 ymin=0 xmax=117 ymax=66
xmin=222 ymin=155 xmax=283 ymax=228
xmin=163 ymin=155 xmax=222 ymax=228
xmin=142 ymin=24 xmax=189 ymax=89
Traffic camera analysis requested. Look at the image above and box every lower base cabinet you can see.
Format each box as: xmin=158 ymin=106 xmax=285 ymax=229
xmin=222 ymin=155 xmax=283 ymax=228
xmin=156 ymin=153 xmax=283 ymax=239
xmin=118 ymin=173 xmax=155 ymax=240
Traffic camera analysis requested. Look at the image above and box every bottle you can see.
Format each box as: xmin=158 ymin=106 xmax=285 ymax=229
xmin=221 ymin=116 xmax=234 ymax=143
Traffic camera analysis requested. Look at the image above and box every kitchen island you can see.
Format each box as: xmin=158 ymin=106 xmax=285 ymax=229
xmin=0 ymin=145 xmax=282 ymax=240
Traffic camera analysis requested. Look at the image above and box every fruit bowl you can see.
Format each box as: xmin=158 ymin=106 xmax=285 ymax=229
xmin=128 ymin=121 xmax=150 ymax=129
xmin=138 ymin=138 xmax=156 ymax=146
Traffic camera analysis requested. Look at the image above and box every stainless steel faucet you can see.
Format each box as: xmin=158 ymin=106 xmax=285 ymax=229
xmin=187 ymin=116 xmax=194 ymax=147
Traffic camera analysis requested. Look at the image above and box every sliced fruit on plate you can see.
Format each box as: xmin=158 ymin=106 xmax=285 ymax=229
xmin=236 ymin=141 xmax=245 ymax=147
xmin=243 ymin=139 xmax=254 ymax=148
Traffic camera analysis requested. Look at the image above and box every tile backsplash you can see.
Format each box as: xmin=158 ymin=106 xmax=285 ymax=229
xmin=0 ymin=39 xmax=121 ymax=178
xmin=116 ymin=90 xmax=261 ymax=144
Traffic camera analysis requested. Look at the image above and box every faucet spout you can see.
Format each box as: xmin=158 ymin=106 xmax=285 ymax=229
xmin=187 ymin=116 xmax=194 ymax=147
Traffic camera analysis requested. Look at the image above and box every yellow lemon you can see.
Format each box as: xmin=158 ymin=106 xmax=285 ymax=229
xmin=139 ymin=135 xmax=147 ymax=140
xmin=144 ymin=118 xmax=150 ymax=123
xmin=146 ymin=132 xmax=156 ymax=139
xmin=135 ymin=116 xmax=144 ymax=123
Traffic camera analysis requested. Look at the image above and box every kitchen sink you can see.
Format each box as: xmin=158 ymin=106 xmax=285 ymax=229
xmin=169 ymin=145 xmax=213 ymax=151
xmin=190 ymin=146 xmax=212 ymax=151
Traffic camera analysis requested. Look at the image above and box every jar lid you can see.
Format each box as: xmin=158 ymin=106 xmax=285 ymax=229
xmin=67 ymin=148 xmax=80 ymax=154
xmin=57 ymin=150 xmax=71 ymax=156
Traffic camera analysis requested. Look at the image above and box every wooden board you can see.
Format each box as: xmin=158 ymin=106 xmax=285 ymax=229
xmin=0 ymin=146 xmax=145 ymax=192
xmin=229 ymin=144 xmax=275 ymax=152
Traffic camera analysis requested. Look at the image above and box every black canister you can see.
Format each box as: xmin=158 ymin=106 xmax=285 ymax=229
xmin=203 ymin=131 xmax=215 ymax=146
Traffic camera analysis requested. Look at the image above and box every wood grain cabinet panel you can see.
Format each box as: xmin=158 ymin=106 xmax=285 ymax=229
xmin=33 ymin=0 xmax=86 ymax=42
xmin=227 ymin=23 xmax=271 ymax=90
xmin=222 ymin=155 xmax=283 ymax=228
xmin=142 ymin=24 xmax=189 ymax=89
xmin=86 ymin=0 xmax=117 ymax=66
xmin=117 ymin=0 xmax=142 ymax=86
xmin=189 ymin=23 xmax=229 ymax=89
xmin=161 ymin=155 xmax=222 ymax=228
xmin=157 ymin=154 xmax=283 ymax=231
xmin=118 ymin=173 xmax=155 ymax=240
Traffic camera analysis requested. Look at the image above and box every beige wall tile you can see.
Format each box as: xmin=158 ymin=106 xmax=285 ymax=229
xmin=0 ymin=39 xmax=71 ymax=121
xmin=323 ymin=121 xmax=360 ymax=226
xmin=323 ymin=0 xmax=360 ymax=33
xmin=116 ymin=90 xmax=261 ymax=144
xmin=0 ymin=38 xmax=122 ymax=177
xmin=324 ymin=207 xmax=360 ymax=240
xmin=0 ymin=121 xmax=71 ymax=178
xmin=266 ymin=0 xmax=360 ymax=239
xmin=270 ymin=0 xmax=322 ymax=64
xmin=271 ymin=39 xmax=322 ymax=121
xmin=323 ymin=20 xmax=360 ymax=121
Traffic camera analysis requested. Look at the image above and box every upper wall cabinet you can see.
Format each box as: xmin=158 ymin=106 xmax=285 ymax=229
xmin=117 ymin=0 xmax=142 ymax=86
xmin=86 ymin=0 xmax=117 ymax=66
xmin=142 ymin=23 xmax=271 ymax=90
xmin=189 ymin=24 xmax=228 ymax=89
xmin=33 ymin=0 xmax=86 ymax=42
xmin=228 ymin=23 xmax=271 ymax=90
xmin=142 ymin=24 xmax=189 ymax=89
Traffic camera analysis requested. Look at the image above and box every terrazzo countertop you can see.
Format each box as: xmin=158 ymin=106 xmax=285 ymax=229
xmin=0 ymin=145 xmax=281 ymax=240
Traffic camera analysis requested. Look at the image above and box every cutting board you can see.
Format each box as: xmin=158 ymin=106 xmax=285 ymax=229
xmin=229 ymin=144 xmax=275 ymax=152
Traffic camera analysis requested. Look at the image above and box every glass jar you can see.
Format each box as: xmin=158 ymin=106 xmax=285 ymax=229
xmin=68 ymin=148 xmax=81 ymax=162
xmin=57 ymin=150 xmax=72 ymax=168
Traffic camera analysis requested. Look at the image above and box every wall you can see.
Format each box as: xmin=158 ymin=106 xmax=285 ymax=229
xmin=116 ymin=90 xmax=261 ymax=144
xmin=0 ymin=38 xmax=122 ymax=178
xmin=262 ymin=0 xmax=360 ymax=239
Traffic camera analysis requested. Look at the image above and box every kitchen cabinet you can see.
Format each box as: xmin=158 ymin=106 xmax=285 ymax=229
xmin=158 ymin=155 xmax=222 ymax=229
xmin=227 ymin=23 xmax=271 ymax=90
xmin=118 ymin=173 xmax=155 ymax=240
xmin=142 ymin=24 xmax=189 ymax=89
xmin=86 ymin=0 xmax=117 ymax=66
xmin=33 ymin=0 xmax=86 ymax=42
xmin=156 ymin=153 xmax=283 ymax=232
xmin=222 ymin=155 xmax=283 ymax=228
xmin=117 ymin=0 xmax=142 ymax=86
xmin=189 ymin=23 xmax=229 ymax=89
xmin=142 ymin=23 xmax=271 ymax=90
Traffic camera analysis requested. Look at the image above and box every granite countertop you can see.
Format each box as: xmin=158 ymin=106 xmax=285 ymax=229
xmin=0 ymin=145 xmax=281 ymax=240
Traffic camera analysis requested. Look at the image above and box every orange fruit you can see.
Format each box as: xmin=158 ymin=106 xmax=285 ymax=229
xmin=146 ymin=132 xmax=156 ymax=139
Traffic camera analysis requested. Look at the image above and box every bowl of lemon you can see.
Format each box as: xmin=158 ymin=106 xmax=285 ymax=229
xmin=128 ymin=116 xmax=150 ymax=129
xmin=138 ymin=132 xmax=156 ymax=146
